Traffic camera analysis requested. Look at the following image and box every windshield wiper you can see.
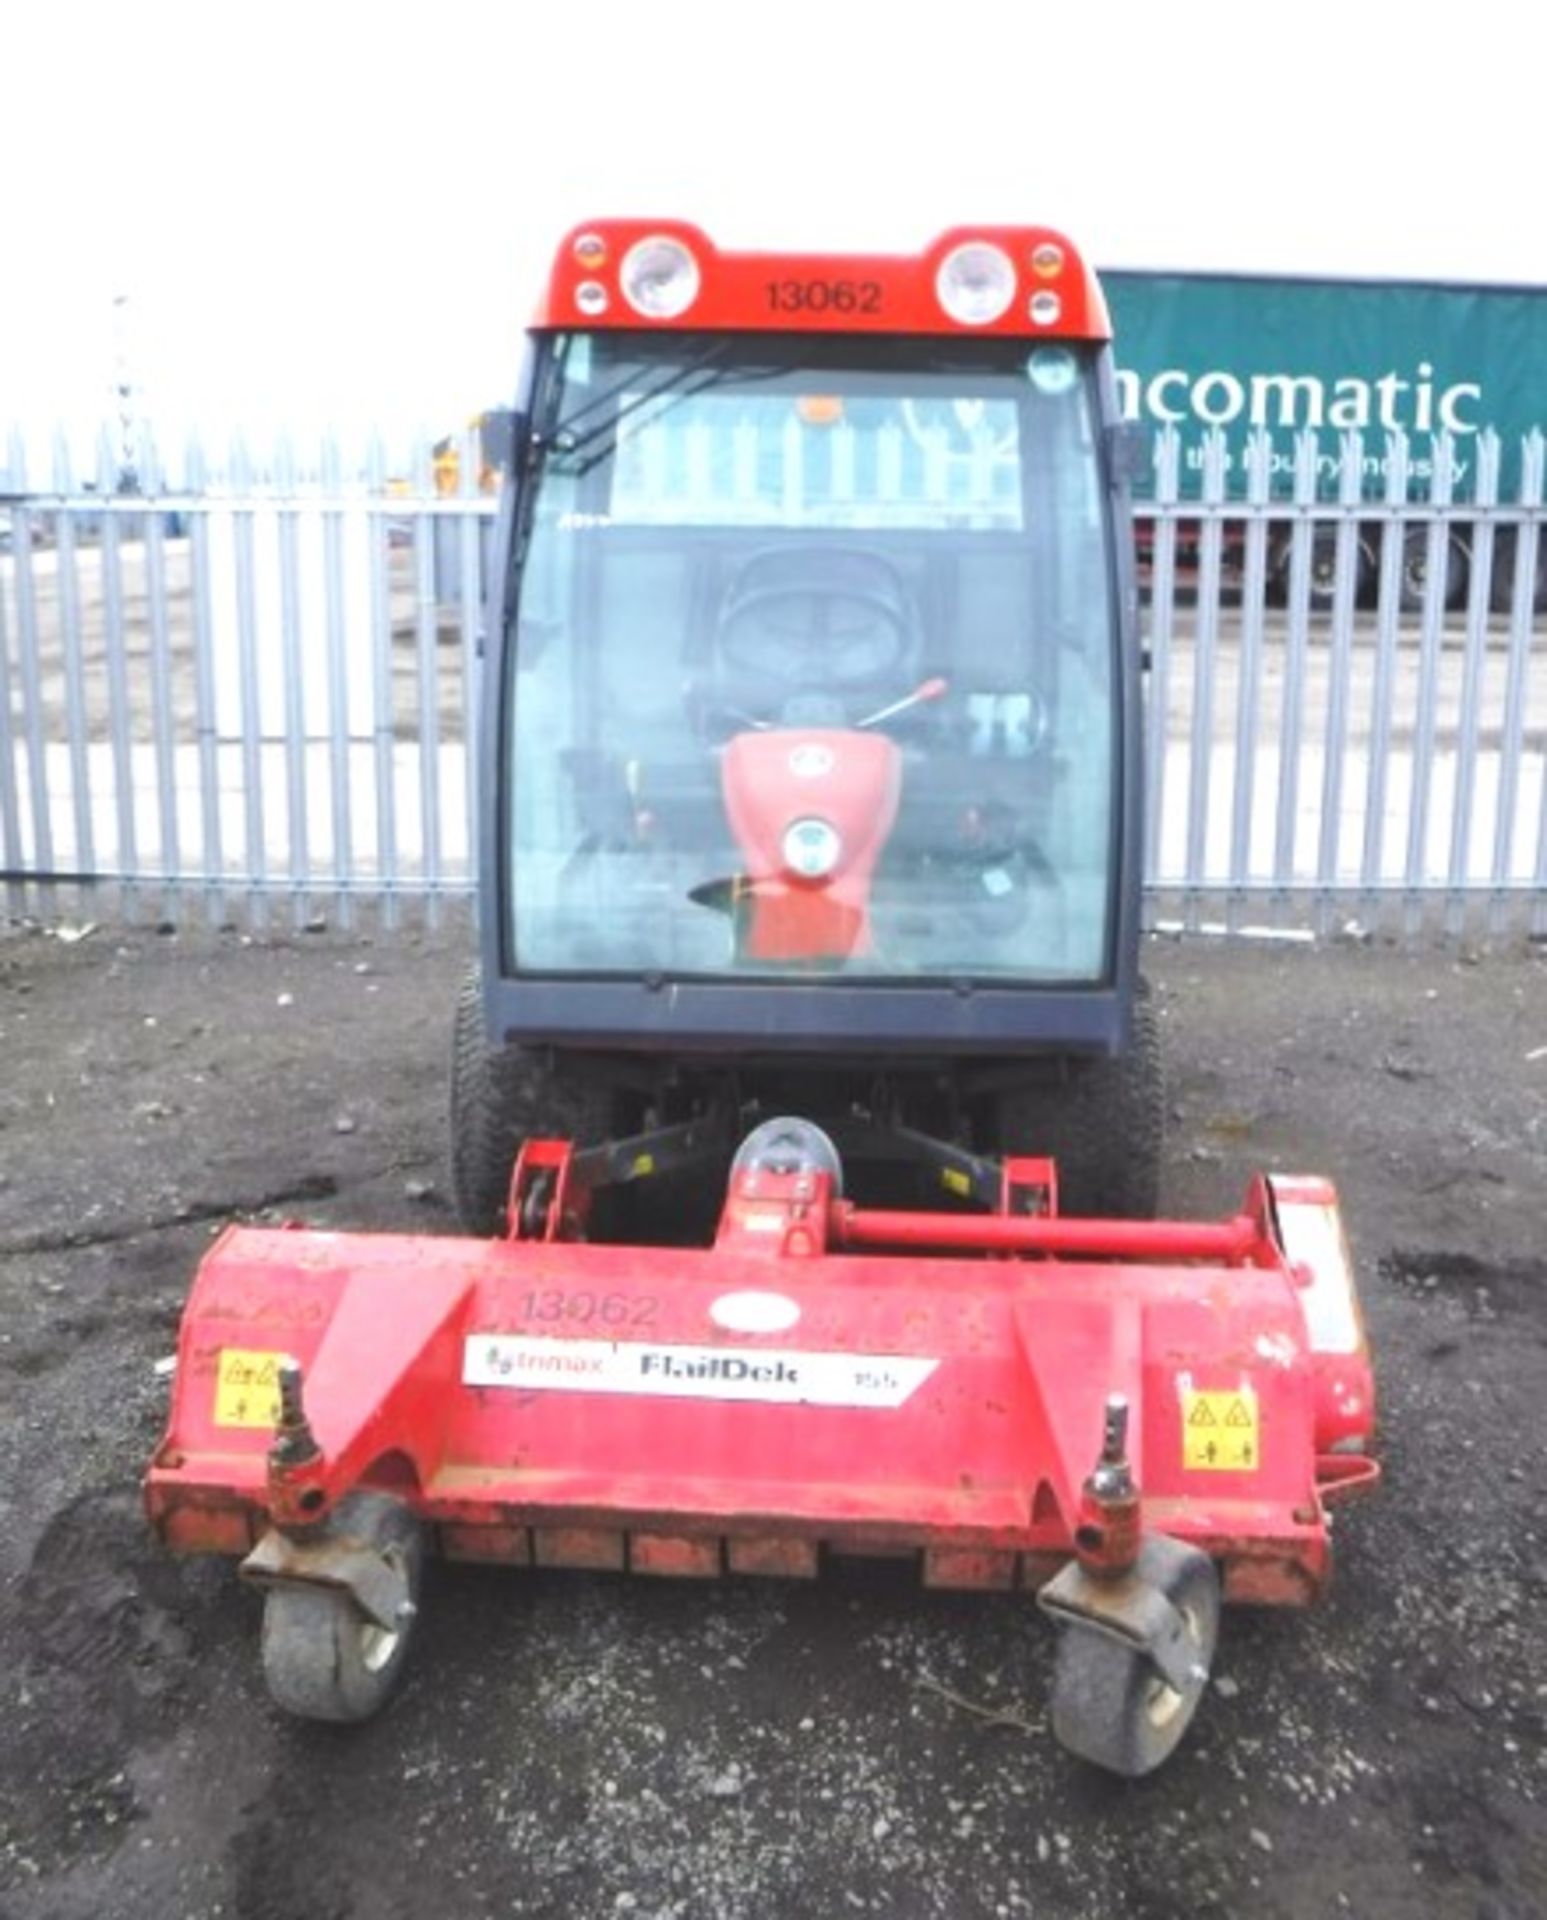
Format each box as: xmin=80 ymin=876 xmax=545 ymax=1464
xmin=542 ymin=343 xmax=727 ymax=444
xmin=543 ymin=351 xmax=785 ymax=478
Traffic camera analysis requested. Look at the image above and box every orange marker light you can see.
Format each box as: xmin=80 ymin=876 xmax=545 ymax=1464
xmin=1031 ymin=242 xmax=1064 ymax=278
xmin=795 ymin=395 xmax=845 ymax=426
xmin=573 ymin=232 xmax=608 ymax=271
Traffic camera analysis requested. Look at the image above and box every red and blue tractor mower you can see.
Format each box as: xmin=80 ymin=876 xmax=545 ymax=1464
xmin=146 ymin=221 xmax=1379 ymax=1776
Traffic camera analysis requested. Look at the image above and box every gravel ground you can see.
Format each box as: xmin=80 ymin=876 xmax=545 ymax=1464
xmin=0 ymin=917 xmax=1543 ymax=1920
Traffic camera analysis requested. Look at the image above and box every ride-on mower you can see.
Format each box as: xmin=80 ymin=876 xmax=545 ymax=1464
xmin=147 ymin=222 xmax=1378 ymax=1773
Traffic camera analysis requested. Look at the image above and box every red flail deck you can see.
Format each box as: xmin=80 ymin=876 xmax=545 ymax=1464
xmin=146 ymin=1155 xmax=1376 ymax=1608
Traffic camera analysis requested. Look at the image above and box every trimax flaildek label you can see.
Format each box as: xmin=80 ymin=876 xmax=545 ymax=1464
xmin=463 ymin=1336 xmax=938 ymax=1409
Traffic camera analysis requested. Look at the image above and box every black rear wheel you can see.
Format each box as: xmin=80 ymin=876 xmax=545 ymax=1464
xmin=1489 ymin=526 xmax=1547 ymax=615
xmin=449 ymin=968 xmax=620 ymax=1236
xmin=989 ymin=983 xmax=1163 ymax=1218
xmin=1400 ymin=526 xmax=1470 ymax=613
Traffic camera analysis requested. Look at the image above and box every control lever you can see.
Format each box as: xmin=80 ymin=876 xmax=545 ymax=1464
xmin=857 ymin=676 xmax=949 ymax=731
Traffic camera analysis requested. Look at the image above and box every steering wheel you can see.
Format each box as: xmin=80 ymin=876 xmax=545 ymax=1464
xmin=712 ymin=548 xmax=920 ymax=719
xmin=717 ymin=584 xmax=912 ymax=688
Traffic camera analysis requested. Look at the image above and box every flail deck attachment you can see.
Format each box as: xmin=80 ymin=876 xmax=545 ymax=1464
xmin=146 ymin=1121 xmax=1377 ymax=1774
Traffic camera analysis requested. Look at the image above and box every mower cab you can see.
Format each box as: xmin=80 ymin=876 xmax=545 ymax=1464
xmin=147 ymin=224 xmax=1380 ymax=1776
xmin=456 ymin=221 xmax=1155 ymax=1232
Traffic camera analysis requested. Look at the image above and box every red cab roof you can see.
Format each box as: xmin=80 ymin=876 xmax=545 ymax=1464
xmin=532 ymin=220 xmax=1111 ymax=341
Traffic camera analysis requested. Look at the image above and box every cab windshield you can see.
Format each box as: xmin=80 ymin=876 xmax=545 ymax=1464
xmin=505 ymin=330 xmax=1119 ymax=982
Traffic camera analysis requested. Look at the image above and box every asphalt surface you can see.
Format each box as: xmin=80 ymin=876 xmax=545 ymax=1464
xmin=0 ymin=915 xmax=1544 ymax=1919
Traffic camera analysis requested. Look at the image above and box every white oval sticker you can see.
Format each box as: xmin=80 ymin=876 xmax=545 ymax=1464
xmin=708 ymin=1290 xmax=802 ymax=1335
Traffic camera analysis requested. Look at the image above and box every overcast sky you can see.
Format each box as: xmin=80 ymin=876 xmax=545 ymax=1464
xmin=2 ymin=0 xmax=1542 ymax=464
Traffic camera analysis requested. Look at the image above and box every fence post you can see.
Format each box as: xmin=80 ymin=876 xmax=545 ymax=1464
xmin=1403 ymin=431 xmax=1457 ymax=936
xmin=1142 ymin=426 xmax=1179 ymax=905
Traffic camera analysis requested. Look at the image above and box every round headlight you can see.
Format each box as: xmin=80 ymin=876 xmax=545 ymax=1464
xmin=782 ymin=817 xmax=842 ymax=879
xmin=935 ymin=242 xmax=1016 ymax=326
xmin=620 ymin=236 xmax=701 ymax=319
xmin=1029 ymin=290 xmax=1063 ymax=328
xmin=575 ymin=280 xmax=609 ymax=316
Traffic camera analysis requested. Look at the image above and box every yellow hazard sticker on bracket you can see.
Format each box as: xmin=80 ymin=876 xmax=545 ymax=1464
xmin=1182 ymin=1386 xmax=1260 ymax=1472
xmin=940 ymin=1167 xmax=972 ymax=1198
xmin=213 ymin=1348 xmax=286 ymax=1430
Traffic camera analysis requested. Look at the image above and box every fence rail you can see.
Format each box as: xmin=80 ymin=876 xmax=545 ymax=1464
xmin=2 ymin=424 xmax=1544 ymax=936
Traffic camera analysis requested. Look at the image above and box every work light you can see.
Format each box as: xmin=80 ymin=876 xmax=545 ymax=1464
xmin=620 ymin=236 xmax=702 ymax=318
xmin=935 ymin=242 xmax=1016 ymax=326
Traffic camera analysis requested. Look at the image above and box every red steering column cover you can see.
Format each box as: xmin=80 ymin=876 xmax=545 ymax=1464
xmin=721 ymin=730 xmax=902 ymax=962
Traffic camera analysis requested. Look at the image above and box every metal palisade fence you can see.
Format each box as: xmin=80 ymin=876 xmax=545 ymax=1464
xmin=0 ymin=422 xmax=1544 ymax=936
xmin=1142 ymin=425 xmax=1546 ymax=937
xmin=0 ymin=425 xmax=492 ymax=929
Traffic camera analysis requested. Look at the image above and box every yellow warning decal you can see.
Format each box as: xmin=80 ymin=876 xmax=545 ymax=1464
xmin=940 ymin=1167 xmax=972 ymax=1198
xmin=213 ymin=1348 xmax=286 ymax=1430
xmin=629 ymin=1152 xmax=657 ymax=1178
xmin=1182 ymin=1386 xmax=1260 ymax=1472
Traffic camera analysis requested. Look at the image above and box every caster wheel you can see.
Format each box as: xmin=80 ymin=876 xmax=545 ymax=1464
xmin=1049 ymin=1536 xmax=1220 ymax=1777
xmin=260 ymin=1492 xmax=423 ymax=1723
